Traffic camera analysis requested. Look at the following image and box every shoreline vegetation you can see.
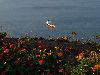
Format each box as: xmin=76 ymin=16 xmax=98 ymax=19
xmin=0 ymin=32 xmax=99 ymax=75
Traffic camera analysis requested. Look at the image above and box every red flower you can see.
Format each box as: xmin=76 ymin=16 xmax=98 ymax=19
xmin=38 ymin=60 xmax=45 ymax=65
xmin=10 ymin=44 xmax=15 ymax=48
xmin=58 ymin=68 xmax=64 ymax=73
xmin=2 ymin=46 xmax=6 ymax=50
xmin=0 ymin=53 xmax=4 ymax=59
xmin=3 ymin=48 xmax=9 ymax=53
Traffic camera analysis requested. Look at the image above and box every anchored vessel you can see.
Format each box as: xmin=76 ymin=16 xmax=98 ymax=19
xmin=46 ymin=20 xmax=56 ymax=28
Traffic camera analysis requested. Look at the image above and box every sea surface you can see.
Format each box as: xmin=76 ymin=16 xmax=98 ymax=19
xmin=0 ymin=0 xmax=100 ymax=38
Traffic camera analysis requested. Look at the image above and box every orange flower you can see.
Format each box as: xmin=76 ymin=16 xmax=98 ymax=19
xmin=47 ymin=52 xmax=52 ymax=56
xmin=76 ymin=52 xmax=84 ymax=61
xmin=92 ymin=64 xmax=100 ymax=72
xmin=57 ymin=52 xmax=64 ymax=57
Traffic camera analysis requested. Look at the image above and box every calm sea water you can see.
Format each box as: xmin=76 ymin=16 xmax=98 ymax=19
xmin=0 ymin=0 xmax=100 ymax=37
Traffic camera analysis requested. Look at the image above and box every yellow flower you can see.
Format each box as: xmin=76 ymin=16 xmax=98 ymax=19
xmin=76 ymin=52 xmax=84 ymax=61
xmin=47 ymin=53 xmax=52 ymax=56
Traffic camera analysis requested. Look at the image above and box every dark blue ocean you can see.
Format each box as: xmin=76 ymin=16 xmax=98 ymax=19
xmin=0 ymin=0 xmax=100 ymax=38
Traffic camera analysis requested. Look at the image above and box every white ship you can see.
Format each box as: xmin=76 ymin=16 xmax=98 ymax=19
xmin=46 ymin=20 xmax=56 ymax=28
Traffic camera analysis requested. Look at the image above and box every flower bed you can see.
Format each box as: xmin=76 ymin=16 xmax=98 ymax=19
xmin=0 ymin=32 xmax=99 ymax=75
